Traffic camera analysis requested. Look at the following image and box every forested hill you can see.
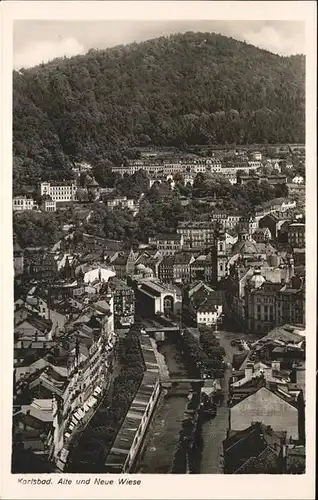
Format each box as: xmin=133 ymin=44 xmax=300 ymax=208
xmin=13 ymin=31 xmax=305 ymax=188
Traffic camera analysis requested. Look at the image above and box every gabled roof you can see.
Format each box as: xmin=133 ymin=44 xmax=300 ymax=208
xmin=174 ymin=252 xmax=194 ymax=265
xmin=15 ymin=315 xmax=52 ymax=333
xmin=258 ymin=324 xmax=305 ymax=344
xmin=230 ymin=384 xmax=298 ymax=409
xmin=159 ymin=256 xmax=175 ymax=266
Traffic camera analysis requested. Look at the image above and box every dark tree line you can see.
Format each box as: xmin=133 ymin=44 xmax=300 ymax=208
xmin=13 ymin=31 xmax=305 ymax=190
xmin=13 ymin=170 xmax=293 ymax=249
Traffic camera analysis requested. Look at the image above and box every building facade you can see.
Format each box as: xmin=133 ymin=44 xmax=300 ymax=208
xmin=148 ymin=233 xmax=183 ymax=256
xmin=177 ymin=221 xmax=215 ymax=249
xmin=13 ymin=196 xmax=35 ymax=211
xmin=42 ymin=199 xmax=57 ymax=212
xmin=288 ymin=223 xmax=305 ymax=249
xmin=40 ymin=182 xmax=77 ymax=203
xmin=112 ymin=280 xmax=135 ymax=328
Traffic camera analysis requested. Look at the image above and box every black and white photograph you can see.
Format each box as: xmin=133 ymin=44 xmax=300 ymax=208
xmin=1 ymin=1 xmax=316 ymax=498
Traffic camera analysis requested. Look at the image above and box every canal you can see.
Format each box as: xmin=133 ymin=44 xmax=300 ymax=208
xmin=136 ymin=330 xmax=241 ymax=474
xmin=136 ymin=336 xmax=198 ymax=473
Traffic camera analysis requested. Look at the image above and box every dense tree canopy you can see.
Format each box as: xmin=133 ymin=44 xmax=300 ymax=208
xmin=13 ymin=32 xmax=305 ymax=189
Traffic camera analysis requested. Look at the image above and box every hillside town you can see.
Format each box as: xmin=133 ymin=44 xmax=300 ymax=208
xmin=12 ymin=143 xmax=306 ymax=474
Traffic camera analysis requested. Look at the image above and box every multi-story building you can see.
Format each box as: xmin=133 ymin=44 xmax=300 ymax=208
xmin=41 ymin=199 xmax=57 ymax=212
xmin=148 ymin=233 xmax=183 ymax=256
xmin=259 ymin=213 xmax=288 ymax=239
xmin=288 ymin=223 xmax=305 ymax=249
xmin=206 ymin=158 xmax=223 ymax=173
xmin=225 ymin=255 xmax=296 ymax=331
xmin=211 ymin=212 xmax=250 ymax=231
xmin=173 ymin=252 xmax=195 ymax=283
xmin=196 ymin=293 xmax=223 ymax=326
xmin=111 ymin=250 xmax=136 ymax=279
xmin=183 ymin=173 xmax=195 ymax=186
xmin=49 ymin=297 xmax=115 ymax=470
xmin=238 ymin=174 xmax=287 ymax=186
xmin=229 ymin=384 xmax=304 ymax=442
xmin=110 ymin=279 xmax=135 ymax=328
xmin=245 ymin=274 xmax=282 ymax=333
xmin=276 ymin=278 xmax=305 ymax=326
xmin=210 ymin=212 xmax=229 ymax=228
xmin=106 ymin=196 xmax=137 ymax=211
xmin=237 ymin=216 xmax=259 ymax=235
xmin=40 ymin=181 xmax=77 ymax=203
xmin=252 ymin=227 xmax=272 ymax=243
xmin=177 ymin=221 xmax=215 ymax=249
xmin=244 ymin=268 xmax=305 ymax=333
xmin=251 ymin=151 xmax=262 ymax=161
xmin=112 ymin=157 xmax=222 ymax=178
xmin=292 ymin=176 xmax=304 ymax=184
xmin=13 ymin=196 xmax=35 ymax=211
xmin=247 ymin=160 xmax=262 ymax=169
xmin=190 ymin=253 xmax=213 ymax=283
xmin=158 ymin=256 xmax=175 ymax=283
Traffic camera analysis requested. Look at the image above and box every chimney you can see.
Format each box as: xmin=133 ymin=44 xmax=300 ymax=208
xmin=290 ymin=363 xmax=297 ymax=383
xmin=245 ymin=362 xmax=254 ymax=379
xmin=271 ymin=361 xmax=281 ymax=373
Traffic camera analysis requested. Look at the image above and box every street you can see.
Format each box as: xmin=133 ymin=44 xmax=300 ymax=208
xmin=199 ymin=329 xmax=245 ymax=473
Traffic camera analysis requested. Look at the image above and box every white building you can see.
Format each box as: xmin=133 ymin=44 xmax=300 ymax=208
xmin=82 ymin=266 xmax=116 ymax=284
xmin=184 ymin=174 xmax=195 ymax=186
xmin=247 ymin=161 xmax=262 ymax=170
xmin=196 ymin=297 xmax=223 ymax=326
xmin=292 ymin=176 xmax=304 ymax=184
xmin=107 ymin=196 xmax=136 ymax=210
xmin=251 ymin=151 xmax=262 ymax=161
xmin=281 ymin=200 xmax=297 ymax=212
xmin=13 ymin=196 xmax=35 ymax=211
xmin=42 ymin=199 xmax=56 ymax=212
xmin=40 ymin=181 xmax=77 ymax=202
xmin=228 ymin=176 xmax=238 ymax=185
xmin=207 ymin=159 xmax=223 ymax=173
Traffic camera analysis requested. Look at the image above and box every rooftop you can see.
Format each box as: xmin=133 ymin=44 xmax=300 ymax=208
xmin=105 ymin=334 xmax=160 ymax=472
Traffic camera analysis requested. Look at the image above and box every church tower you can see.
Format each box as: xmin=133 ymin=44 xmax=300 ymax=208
xmin=211 ymin=227 xmax=229 ymax=285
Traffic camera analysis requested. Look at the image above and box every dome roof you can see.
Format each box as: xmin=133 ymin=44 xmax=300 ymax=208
xmin=136 ymin=263 xmax=146 ymax=271
xmin=144 ymin=266 xmax=154 ymax=275
xmin=231 ymin=239 xmax=258 ymax=255
xmin=249 ymin=269 xmax=266 ymax=288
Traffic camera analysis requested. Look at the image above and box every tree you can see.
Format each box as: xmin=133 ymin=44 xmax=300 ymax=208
xmin=13 ymin=33 xmax=305 ymax=192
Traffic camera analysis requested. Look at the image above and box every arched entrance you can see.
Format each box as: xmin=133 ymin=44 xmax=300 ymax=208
xmin=163 ymin=295 xmax=174 ymax=316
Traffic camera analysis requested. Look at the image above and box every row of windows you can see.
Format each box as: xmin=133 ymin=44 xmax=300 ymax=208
xmin=256 ymin=297 xmax=274 ymax=304
xmin=257 ymin=305 xmax=274 ymax=312
xmin=14 ymin=199 xmax=33 ymax=205
xmin=256 ymin=314 xmax=274 ymax=321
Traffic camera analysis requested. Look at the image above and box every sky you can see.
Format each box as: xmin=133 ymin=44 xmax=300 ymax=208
xmin=13 ymin=20 xmax=305 ymax=70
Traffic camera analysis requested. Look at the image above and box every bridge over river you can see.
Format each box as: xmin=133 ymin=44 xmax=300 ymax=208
xmin=170 ymin=378 xmax=204 ymax=383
